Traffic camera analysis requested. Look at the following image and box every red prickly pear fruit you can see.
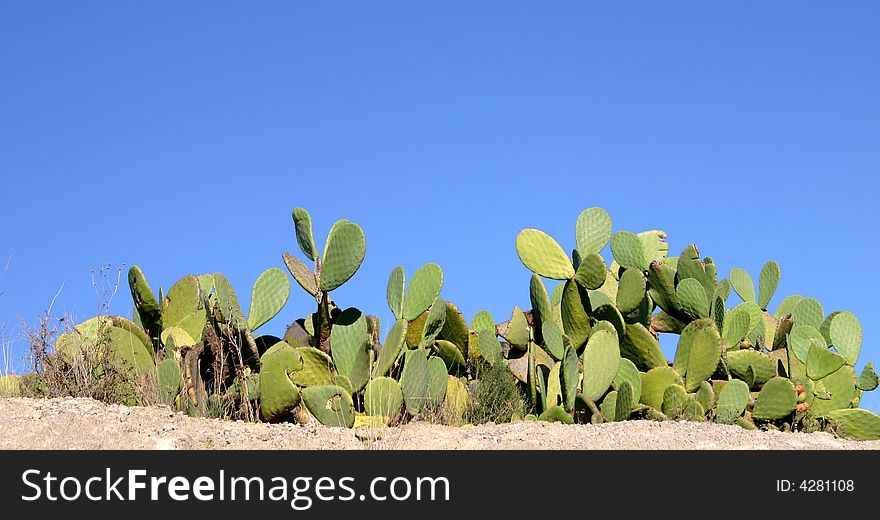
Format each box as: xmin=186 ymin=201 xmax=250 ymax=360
xmin=795 ymin=384 xmax=805 ymax=394
xmin=795 ymin=402 xmax=811 ymax=413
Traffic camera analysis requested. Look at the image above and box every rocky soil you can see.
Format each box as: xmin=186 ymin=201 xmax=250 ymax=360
xmin=1 ymin=397 xmax=877 ymax=450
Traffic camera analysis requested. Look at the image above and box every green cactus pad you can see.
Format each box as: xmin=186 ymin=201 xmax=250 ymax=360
xmin=163 ymin=275 xmax=202 ymax=331
xmin=575 ymin=207 xmax=612 ymax=256
xmin=792 ymin=297 xmax=824 ymax=329
xmin=213 ymin=272 xmax=247 ymax=330
xmin=400 ymin=348 xmax=429 ymax=415
xmin=290 ymin=347 xmax=333 ymax=387
xmin=443 ymin=376 xmax=469 ymax=425
xmin=438 ymin=301 xmax=468 ymax=354
xmin=774 ymin=294 xmax=802 ymax=320
xmin=646 ymin=261 xmax=680 ymax=316
xmin=470 ymin=309 xmax=496 ymax=333
xmin=819 ymin=311 xmax=840 ymax=346
xmin=715 ymin=379 xmax=750 ymax=424
xmin=301 ymin=385 xmax=355 ymax=428
xmin=426 ymin=357 xmax=449 ymax=407
xmin=685 ymin=400 xmax=706 ymax=421
xmin=538 ymin=405 xmax=575 ymax=424
xmin=811 ymin=365 xmax=857 ymax=416
xmin=822 ymin=409 xmax=880 ymax=440
xmin=613 ymin=358 xmax=642 ymax=405
xmin=419 ymin=297 xmax=447 ymax=348
xmin=828 ymin=311 xmax=861 ymax=366
xmin=729 ymin=268 xmax=756 ymax=304
xmin=614 ymin=380 xmax=635 ymax=421
xmin=695 ymin=380 xmax=715 ymax=415
xmin=526 ymin=342 xmax=538 ymax=406
xmin=247 ymin=267 xmax=290 ymax=331
xmin=713 ymin=279 xmax=730 ymax=305
xmin=676 ymin=278 xmax=709 ymax=319
xmin=502 ymin=306 xmax=530 ymax=349
xmin=283 ymin=252 xmax=318 ymax=297
xmin=292 ymin=207 xmax=319 ymax=261
xmin=128 ymin=265 xmax=161 ymax=344
xmin=640 ymin=366 xmax=684 ymax=409
xmin=638 ymin=230 xmax=669 ymax=264
xmin=600 ymin=390 xmax=617 ymax=421
xmin=329 ymin=309 xmax=371 ymax=392
xmin=386 ymin=266 xmax=406 ymax=320
xmin=676 ymin=245 xmax=713 ymax=299
xmin=788 ymin=324 xmax=825 ymax=364
xmin=477 ymin=330 xmax=503 ymax=365
xmin=550 ymin=282 xmax=565 ymax=306
xmin=757 ymin=261 xmax=780 ymax=309
xmin=617 ymin=268 xmax=647 ymax=314
xmin=529 ymin=274 xmax=552 ymax=325
xmin=433 ymin=339 xmax=466 ymax=374
xmin=545 ymin=363 xmax=563 ymax=409
xmin=595 ymin=269 xmax=619 ymax=302
xmin=727 ymin=349 xmax=775 ymax=387
xmin=857 ymin=363 xmax=878 ymax=392
xmin=581 ymin=329 xmax=621 ymax=402
xmin=405 ymin=311 xmax=429 ymax=349
xmin=560 ymin=345 xmax=579 ymax=412
xmin=806 ymin=343 xmax=846 ymax=381
xmin=661 ymin=384 xmax=689 ymax=419
xmin=561 ymin=280 xmax=591 ymax=349
xmin=620 ymin=323 xmax=667 ymax=371
xmin=259 ymin=342 xmax=303 ymax=422
xmin=330 ymin=374 xmax=353 ymax=395
xmin=722 ymin=307 xmax=750 ymax=349
xmin=673 ymin=318 xmax=715 ymax=376
xmin=364 ymin=377 xmax=404 ymax=419
xmin=541 ymin=320 xmax=565 ymax=361
xmin=684 ymin=320 xmax=722 ymax=392
xmin=372 ymin=319 xmax=407 ymax=378
xmin=320 ymin=220 xmax=366 ymax=292
xmin=158 ymin=358 xmax=181 ymax=405
xmin=403 ymin=263 xmax=443 ymax=321
xmin=711 ymin=297 xmax=724 ymax=333
xmin=610 ymin=231 xmax=649 ymax=270
xmin=574 ymin=253 xmax=607 ymax=290
xmin=592 ymin=303 xmax=626 ymax=340
xmin=773 ymin=294 xmax=804 ymax=320
xmin=652 ymin=311 xmax=685 ymax=334
xmin=752 ymin=377 xmax=797 ymax=421
xmin=160 ymin=326 xmax=196 ymax=350
xmin=516 ymin=228 xmax=575 ymax=280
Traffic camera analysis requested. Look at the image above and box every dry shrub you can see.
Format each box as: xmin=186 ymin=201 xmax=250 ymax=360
xmin=464 ymin=360 xmax=528 ymax=425
xmin=19 ymin=311 xmax=156 ymax=406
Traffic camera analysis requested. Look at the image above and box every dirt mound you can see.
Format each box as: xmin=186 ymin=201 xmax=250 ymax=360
xmin=0 ymin=398 xmax=876 ymax=450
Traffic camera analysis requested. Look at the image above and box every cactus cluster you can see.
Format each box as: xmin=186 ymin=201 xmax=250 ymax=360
xmin=52 ymin=206 xmax=879 ymax=440
xmin=511 ymin=208 xmax=879 ymax=438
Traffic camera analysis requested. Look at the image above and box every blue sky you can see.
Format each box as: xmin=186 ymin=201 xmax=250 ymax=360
xmin=1 ymin=3 xmax=878 ymax=410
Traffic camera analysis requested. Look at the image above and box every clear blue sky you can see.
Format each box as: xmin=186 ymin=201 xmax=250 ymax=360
xmin=1 ymin=3 xmax=878 ymax=410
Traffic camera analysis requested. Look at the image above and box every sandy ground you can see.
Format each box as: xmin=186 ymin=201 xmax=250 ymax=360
xmin=0 ymin=397 xmax=877 ymax=450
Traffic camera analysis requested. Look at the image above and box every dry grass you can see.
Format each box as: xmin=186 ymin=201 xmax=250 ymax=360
xmin=463 ymin=360 xmax=528 ymax=425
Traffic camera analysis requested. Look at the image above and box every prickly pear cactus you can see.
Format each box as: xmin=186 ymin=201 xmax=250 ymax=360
xmin=716 ymin=379 xmax=749 ymax=424
xmin=247 ymin=267 xmax=290 ymax=331
xmin=822 ymin=409 xmax=880 ymax=440
xmin=752 ymin=377 xmax=798 ymax=421
xmin=259 ymin=342 xmax=303 ymax=422
xmin=581 ymin=329 xmax=621 ymax=402
xmin=364 ymin=377 xmax=404 ymax=419
xmin=516 ymin=229 xmax=575 ymax=280
xmin=301 ymin=385 xmax=355 ymax=428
